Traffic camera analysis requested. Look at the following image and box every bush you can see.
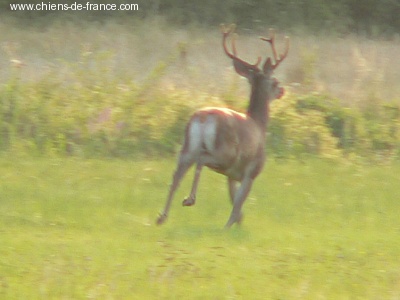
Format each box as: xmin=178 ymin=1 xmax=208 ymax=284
xmin=268 ymin=92 xmax=400 ymax=162
xmin=269 ymin=93 xmax=342 ymax=159
xmin=0 ymin=46 xmax=399 ymax=162
xmin=0 ymin=52 xmax=195 ymax=158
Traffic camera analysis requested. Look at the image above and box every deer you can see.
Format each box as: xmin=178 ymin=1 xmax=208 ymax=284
xmin=156 ymin=25 xmax=289 ymax=228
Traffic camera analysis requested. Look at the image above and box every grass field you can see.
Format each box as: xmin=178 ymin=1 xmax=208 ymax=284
xmin=0 ymin=157 xmax=399 ymax=299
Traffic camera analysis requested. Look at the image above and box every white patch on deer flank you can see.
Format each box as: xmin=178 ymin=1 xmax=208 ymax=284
xmin=187 ymin=119 xmax=203 ymax=153
xmin=187 ymin=115 xmax=217 ymax=154
xmin=202 ymin=116 xmax=217 ymax=152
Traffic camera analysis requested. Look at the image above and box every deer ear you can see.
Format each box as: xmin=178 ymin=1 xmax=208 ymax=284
xmin=233 ymin=60 xmax=254 ymax=79
xmin=263 ymin=57 xmax=273 ymax=76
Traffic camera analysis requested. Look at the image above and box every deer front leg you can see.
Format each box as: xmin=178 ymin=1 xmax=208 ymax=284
xmin=225 ymin=176 xmax=253 ymax=228
xmin=157 ymin=156 xmax=194 ymax=225
xmin=182 ymin=163 xmax=203 ymax=206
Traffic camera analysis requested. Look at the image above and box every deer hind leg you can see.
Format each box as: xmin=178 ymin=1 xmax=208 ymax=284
xmin=225 ymin=177 xmax=253 ymax=228
xmin=156 ymin=153 xmax=194 ymax=225
xmin=228 ymin=178 xmax=238 ymax=204
xmin=227 ymin=178 xmax=243 ymax=223
xmin=182 ymin=163 xmax=203 ymax=206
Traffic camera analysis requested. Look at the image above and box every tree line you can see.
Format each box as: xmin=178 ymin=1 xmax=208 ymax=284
xmin=2 ymin=0 xmax=400 ymax=37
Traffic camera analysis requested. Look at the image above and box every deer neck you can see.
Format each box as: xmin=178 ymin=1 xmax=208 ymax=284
xmin=246 ymin=83 xmax=270 ymax=129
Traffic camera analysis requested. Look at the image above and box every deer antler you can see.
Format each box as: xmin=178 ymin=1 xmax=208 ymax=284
xmin=221 ymin=24 xmax=261 ymax=71
xmin=260 ymin=28 xmax=290 ymax=70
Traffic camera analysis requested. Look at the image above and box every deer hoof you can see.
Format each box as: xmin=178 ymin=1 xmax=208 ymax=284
xmin=238 ymin=212 xmax=244 ymax=224
xmin=224 ymin=212 xmax=243 ymax=228
xmin=182 ymin=196 xmax=195 ymax=206
xmin=156 ymin=213 xmax=167 ymax=225
xmin=224 ymin=219 xmax=235 ymax=229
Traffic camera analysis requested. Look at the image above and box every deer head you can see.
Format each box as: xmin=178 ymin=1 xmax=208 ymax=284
xmin=221 ymin=24 xmax=289 ymax=113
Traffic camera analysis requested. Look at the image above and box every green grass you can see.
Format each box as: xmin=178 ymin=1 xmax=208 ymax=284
xmin=1 ymin=157 xmax=400 ymax=299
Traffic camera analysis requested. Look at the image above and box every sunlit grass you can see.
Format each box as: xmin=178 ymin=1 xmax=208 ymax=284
xmin=1 ymin=157 xmax=399 ymax=299
xmin=1 ymin=18 xmax=400 ymax=102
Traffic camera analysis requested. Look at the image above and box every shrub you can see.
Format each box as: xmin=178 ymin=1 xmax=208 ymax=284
xmin=0 ymin=51 xmax=195 ymax=158
xmin=0 ymin=48 xmax=399 ymax=162
xmin=269 ymin=93 xmax=342 ymax=159
xmin=269 ymin=92 xmax=400 ymax=162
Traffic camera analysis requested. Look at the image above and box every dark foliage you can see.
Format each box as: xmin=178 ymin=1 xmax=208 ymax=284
xmin=1 ymin=0 xmax=399 ymax=36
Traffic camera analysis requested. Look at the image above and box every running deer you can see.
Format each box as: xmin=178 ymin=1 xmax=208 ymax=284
xmin=157 ymin=25 xmax=289 ymax=228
